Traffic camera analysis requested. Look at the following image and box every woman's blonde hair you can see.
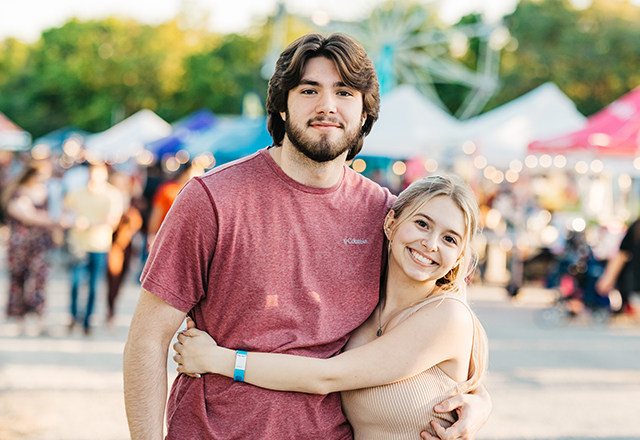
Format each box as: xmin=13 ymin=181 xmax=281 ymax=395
xmin=384 ymin=174 xmax=488 ymax=393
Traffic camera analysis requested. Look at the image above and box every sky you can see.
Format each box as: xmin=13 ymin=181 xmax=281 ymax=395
xmin=0 ymin=0 xmax=521 ymax=43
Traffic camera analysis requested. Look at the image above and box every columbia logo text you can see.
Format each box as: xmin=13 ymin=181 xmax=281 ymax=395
xmin=343 ymin=238 xmax=368 ymax=245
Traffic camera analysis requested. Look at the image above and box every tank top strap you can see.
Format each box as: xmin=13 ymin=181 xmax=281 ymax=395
xmin=400 ymin=294 xmax=473 ymax=324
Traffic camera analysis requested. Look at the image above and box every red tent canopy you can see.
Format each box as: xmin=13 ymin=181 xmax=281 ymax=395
xmin=528 ymin=86 xmax=640 ymax=156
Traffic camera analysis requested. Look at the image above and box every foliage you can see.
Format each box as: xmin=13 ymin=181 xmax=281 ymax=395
xmin=0 ymin=17 xmax=270 ymax=139
xmin=0 ymin=18 xmax=220 ymax=137
xmin=0 ymin=38 xmax=29 ymax=89
xmin=2 ymin=0 xmax=640 ymax=139
xmin=435 ymin=13 xmax=484 ymax=115
xmin=488 ymin=0 xmax=640 ymax=116
xmin=163 ymin=33 xmax=269 ymax=121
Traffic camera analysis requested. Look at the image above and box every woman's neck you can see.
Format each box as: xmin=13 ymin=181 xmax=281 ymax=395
xmin=382 ymin=264 xmax=437 ymax=312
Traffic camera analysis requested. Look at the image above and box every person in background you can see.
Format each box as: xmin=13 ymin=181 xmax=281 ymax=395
xmin=174 ymin=174 xmax=489 ymax=440
xmin=0 ymin=150 xmax=18 ymax=228
xmin=106 ymin=171 xmax=143 ymax=331
xmin=64 ymin=163 xmax=123 ymax=336
xmin=2 ymin=161 xmax=61 ymax=335
xmin=596 ymin=219 xmax=640 ymax=315
xmin=145 ymin=161 xmax=203 ymax=249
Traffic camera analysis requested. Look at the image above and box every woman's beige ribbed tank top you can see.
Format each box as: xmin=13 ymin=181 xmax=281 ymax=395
xmin=341 ymin=295 xmax=472 ymax=439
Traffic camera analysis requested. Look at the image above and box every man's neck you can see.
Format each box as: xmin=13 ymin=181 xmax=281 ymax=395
xmin=269 ymin=143 xmax=347 ymax=188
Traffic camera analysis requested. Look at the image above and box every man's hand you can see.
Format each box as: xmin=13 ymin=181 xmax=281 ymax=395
xmin=421 ymin=385 xmax=492 ymax=440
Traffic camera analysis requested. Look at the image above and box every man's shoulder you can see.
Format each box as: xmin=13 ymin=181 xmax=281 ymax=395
xmin=199 ymin=150 xmax=267 ymax=182
xmin=343 ymin=166 xmax=395 ymax=206
xmin=175 ymin=150 xmax=271 ymax=206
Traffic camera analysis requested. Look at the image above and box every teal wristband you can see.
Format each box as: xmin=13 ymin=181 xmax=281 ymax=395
xmin=233 ymin=350 xmax=248 ymax=382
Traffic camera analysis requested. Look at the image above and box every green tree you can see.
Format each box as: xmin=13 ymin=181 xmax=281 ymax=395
xmin=0 ymin=18 xmax=210 ymax=137
xmin=163 ymin=32 xmax=269 ymax=120
xmin=0 ymin=38 xmax=29 ymax=89
xmin=489 ymin=0 xmax=640 ymax=116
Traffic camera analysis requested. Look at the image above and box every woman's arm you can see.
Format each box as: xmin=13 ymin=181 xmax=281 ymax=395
xmin=173 ymin=298 xmax=474 ymax=394
xmin=6 ymin=195 xmax=57 ymax=227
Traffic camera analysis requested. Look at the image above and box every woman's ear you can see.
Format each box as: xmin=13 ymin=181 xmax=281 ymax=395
xmin=383 ymin=210 xmax=395 ymax=240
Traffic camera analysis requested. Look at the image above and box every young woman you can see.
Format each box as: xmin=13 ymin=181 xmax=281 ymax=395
xmin=173 ymin=174 xmax=489 ymax=439
xmin=3 ymin=162 xmax=60 ymax=335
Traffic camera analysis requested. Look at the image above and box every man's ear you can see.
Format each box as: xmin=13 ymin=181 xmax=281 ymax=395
xmin=361 ymin=112 xmax=367 ymax=127
xmin=280 ymin=111 xmax=287 ymax=121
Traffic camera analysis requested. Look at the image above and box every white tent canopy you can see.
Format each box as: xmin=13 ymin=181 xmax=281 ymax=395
xmin=85 ymin=109 xmax=171 ymax=161
xmin=0 ymin=111 xmax=31 ymax=151
xmin=458 ymin=82 xmax=586 ymax=168
xmin=362 ymin=85 xmax=463 ymax=159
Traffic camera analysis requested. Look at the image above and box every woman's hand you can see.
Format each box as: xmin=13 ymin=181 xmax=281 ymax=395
xmin=173 ymin=326 xmax=219 ymax=377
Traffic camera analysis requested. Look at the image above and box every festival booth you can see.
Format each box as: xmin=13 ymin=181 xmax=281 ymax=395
xmin=363 ymin=85 xmax=462 ymax=160
xmin=525 ymin=85 xmax=640 ymax=242
xmin=0 ymin=111 xmax=31 ymax=151
xmin=452 ymin=83 xmax=587 ymax=285
xmin=458 ymin=82 xmax=586 ymax=169
xmin=32 ymin=126 xmax=92 ymax=155
xmin=529 ymin=85 xmax=640 ymax=171
xmin=356 ymin=85 xmax=464 ymax=192
xmin=146 ymin=108 xmax=217 ymax=160
xmin=182 ymin=115 xmax=272 ymax=166
xmin=84 ymin=109 xmax=171 ymax=163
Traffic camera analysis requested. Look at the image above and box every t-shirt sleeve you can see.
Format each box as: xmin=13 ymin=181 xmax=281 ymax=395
xmin=141 ymin=178 xmax=218 ymax=313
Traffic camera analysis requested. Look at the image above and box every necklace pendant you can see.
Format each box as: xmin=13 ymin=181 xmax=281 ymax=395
xmin=376 ymin=328 xmax=383 ymax=337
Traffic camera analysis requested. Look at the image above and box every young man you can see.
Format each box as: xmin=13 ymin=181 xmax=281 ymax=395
xmin=124 ymin=33 xmax=491 ymax=439
xmin=65 ymin=163 xmax=123 ymax=335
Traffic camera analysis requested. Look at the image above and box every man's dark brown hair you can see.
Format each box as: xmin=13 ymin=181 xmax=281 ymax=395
xmin=266 ymin=33 xmax=380 ymax=161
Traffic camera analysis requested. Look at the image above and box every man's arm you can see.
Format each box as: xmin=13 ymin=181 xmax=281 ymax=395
xmin=421 ymin=383 xmax=492 ymax=440
xmin=123 ymin=289 xmax=186 ymax=440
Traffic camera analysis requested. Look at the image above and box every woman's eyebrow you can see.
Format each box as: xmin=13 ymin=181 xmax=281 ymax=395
xmin=415 ymin=213 xmax=463 ymax=239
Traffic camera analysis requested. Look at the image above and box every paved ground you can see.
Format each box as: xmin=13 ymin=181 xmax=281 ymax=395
xmin=1 ymin=242 xmax=639 ymax=440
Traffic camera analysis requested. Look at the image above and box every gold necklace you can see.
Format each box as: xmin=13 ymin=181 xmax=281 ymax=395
xmin=377 ymin=304 xmax=414 ymax=337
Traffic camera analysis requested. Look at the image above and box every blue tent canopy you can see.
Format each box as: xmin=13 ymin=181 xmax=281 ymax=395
xmin=184 ymin=116 xmax=272 ymax=166
xmin=147 ymin=108 xmax=217 ymax=159
xmin=32 ymin=126 xmax=92 ymax=153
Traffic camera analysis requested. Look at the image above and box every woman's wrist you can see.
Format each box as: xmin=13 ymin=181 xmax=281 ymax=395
xmin=209 ymin=346 xmax=237 ymax=378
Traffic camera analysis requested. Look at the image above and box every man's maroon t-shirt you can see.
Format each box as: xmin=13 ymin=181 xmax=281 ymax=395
xmin=142 ymin=148 xmax=394 ymax=439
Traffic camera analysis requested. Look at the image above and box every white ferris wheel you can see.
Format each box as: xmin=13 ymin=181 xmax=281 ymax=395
xmin=262 ymin=1 xmax=510 ymax=120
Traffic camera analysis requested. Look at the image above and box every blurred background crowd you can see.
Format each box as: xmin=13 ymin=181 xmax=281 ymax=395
xmin=0 ymin=151 xmax=205 ymax=336
xmin=2 ymin=0 xmax=640 ymax=336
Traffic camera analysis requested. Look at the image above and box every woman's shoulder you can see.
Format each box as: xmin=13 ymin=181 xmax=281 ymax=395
xmin=410 ymin=295 xmax=474 ymax=333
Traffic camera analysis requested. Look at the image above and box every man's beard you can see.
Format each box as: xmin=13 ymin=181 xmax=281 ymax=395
xmin=284 ymin=114 xmax=362 ymax=163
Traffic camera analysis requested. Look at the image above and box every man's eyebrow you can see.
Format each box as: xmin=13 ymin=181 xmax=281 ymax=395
xmin=299 ymin=79 xmax=320 ymax=87
xmin=298 ymin=79 xmax=349 ymax=88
